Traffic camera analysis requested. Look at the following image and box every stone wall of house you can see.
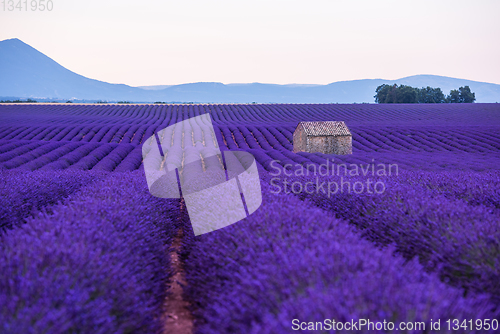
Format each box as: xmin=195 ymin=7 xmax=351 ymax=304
xmin=332 ymin=135 xmax=352 ymax=155
xmin=293 ymin=127 xmax=307 ymax=153
xmin=303 ymin=135 xmax=352 ymax=155
xmin=307 ymin=136 xmax=327 ymax=153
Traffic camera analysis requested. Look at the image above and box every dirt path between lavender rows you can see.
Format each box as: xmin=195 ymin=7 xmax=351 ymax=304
xmin=163 ymin=228 xmax=194 ymax=334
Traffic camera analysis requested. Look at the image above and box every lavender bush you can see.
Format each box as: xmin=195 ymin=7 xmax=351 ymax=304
xmin=182 ymin=171 xmax=498 ymax=334
xmin=0 ymin=171 xmax=180 ymax=333
xmin=0 ymin=169 xmax=103 ymax=232
xmin=266 ymin=168 xmax=500 ymax=302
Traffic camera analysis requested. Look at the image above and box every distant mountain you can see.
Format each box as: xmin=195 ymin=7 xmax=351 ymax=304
xmin=136 ymin=85 xmax=173 ymax=91
xmin=1 ymin=38 xmax=499 ymax=103
xmin=0 ymin=38 xmax=154 ymax=102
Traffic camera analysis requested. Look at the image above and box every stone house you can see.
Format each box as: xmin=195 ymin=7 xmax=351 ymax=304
xmin=293 ymin=121 xmax=352 ymax=155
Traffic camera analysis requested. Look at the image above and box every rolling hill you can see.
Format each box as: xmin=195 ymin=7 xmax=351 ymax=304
xmin=1 ymin=38 xmax=499 ymax=103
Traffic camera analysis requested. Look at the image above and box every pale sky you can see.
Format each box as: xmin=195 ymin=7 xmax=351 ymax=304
xmin=1 ymin=0 xmax=499 ymax=86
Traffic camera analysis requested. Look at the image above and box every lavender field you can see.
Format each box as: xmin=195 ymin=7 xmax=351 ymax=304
xmin=0 ymin=103 xmax=499 ymax=333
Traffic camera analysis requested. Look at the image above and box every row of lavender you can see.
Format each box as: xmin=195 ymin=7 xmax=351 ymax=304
xmin=0 ymin=170 xmax=181 ymax=333
xmin=0 ymin=122 xmax=154 ymax=145
xmin=1 ymin=163 xmax=497 ymax=333
xmin=0 ymin=169 xmax=104 ymax=232
xmin=180 ymin=168 xmax=499 ymax=333
xmin=0 ymin=143 xmax=497 ymax=174
xmin=219 ymin=125 xmax=500 ymax=153
xmin=0 ymin=141 xmax=142 ymax=172
xmin=1 ymin=103 xmax=499 ymax=127
xmin=1 ymin=124 xmax=499 ymax=172
xmin=254 ymin=157 xmax=500 ymax=299
xmin=1 ymin=121 xmax=499 ymax=153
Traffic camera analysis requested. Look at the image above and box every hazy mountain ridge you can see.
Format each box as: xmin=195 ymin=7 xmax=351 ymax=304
xmin=1 ymin=38 xmax=499 ymax=103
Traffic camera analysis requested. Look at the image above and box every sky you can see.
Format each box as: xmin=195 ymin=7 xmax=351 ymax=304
xmin=1 ymin=0 xmax=499 ymax=86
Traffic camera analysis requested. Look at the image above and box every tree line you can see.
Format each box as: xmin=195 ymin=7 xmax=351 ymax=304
xmin=374 ymin=84 xmax=476 ymax=103
xmin=0 ymin=98 xmax=38 ymax=103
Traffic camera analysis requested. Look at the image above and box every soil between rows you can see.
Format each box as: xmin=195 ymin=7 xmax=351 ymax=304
xmin=163 ymin=228 xmax=194 ymax=334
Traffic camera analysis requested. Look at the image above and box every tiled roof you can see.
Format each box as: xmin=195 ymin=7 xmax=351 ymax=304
xmin=297 ymin=121 xmax=351 ymax=136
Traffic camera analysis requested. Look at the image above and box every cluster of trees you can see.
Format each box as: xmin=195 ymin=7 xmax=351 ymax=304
xmin=0 ymin=98 xmax=37 ymax=103
xmin=374 ymin=84 xmax=476 ymax=104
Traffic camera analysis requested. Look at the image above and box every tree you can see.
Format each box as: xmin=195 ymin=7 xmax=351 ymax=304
xmin=396 ymin=85 xmax=418 ymax=103
xmin=374 ymin=84 xmax=418 ymax=103
xmin=374 ymin=84 xmax=394 ymax=103
xmin=447 ymin=89 xmax=461 ymax=103
xmin=459 ymin=86 xmax=476 ymax=103
xmin=446 ymin=86 xmax=475 ymax=103
xmin=418 ymin=86 xmax=446 ymax=103
xmin=376 ymin=84 xmax=476 ymax=104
